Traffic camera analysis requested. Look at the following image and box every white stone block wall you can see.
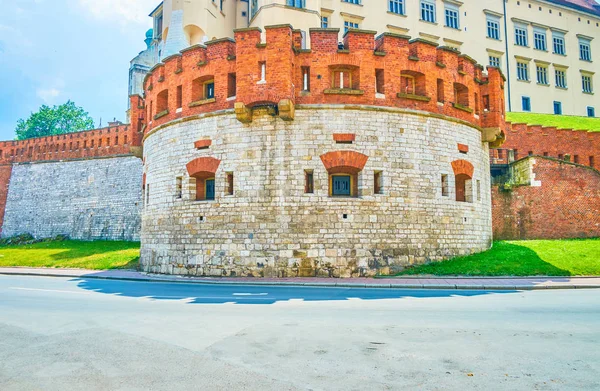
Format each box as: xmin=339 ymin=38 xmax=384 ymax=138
xmin=2 ymin=156 xmax=143 ymax=241
xmin=141 ymin=107 xmax=492 ymax=277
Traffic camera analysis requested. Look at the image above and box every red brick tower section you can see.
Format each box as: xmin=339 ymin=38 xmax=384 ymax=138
xmin=141 ymin=25 xmax=506 ymax=146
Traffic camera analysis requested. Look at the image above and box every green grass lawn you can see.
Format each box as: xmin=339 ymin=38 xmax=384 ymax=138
xmin=397 ymin=239 xmax=600 ymax=277
xmin=506 ymin=112 xmax=600 ymax=132
xmin=0 ymin=240 xmax=140 ymax=270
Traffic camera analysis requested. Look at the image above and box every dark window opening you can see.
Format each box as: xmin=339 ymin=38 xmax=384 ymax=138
xmin=455 ymin=174 xmax=473 ymax=203
xmin=304 ymin=170 xmax=314 ymax=194
xmin=227 ymin=73 xmax=237 ymax=98
xmin=374 ymin=171 xmax=383 ymax=194
xmin=226 ymin=173 xmax=234 ymax=196
xmin=375 ymin=69 xmax=385 ymax=94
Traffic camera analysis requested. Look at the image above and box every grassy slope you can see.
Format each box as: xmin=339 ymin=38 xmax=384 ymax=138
xmin=397 ymin=239 xmax=600 ymax=277
xmin=0 ymin=241 xmax=140 ymax=270
xmin=506 ymin=112 xmax=600 ymax=132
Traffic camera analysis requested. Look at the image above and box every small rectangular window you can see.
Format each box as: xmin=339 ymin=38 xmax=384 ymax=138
xmin=226 ymin=173 xmax=234 ymax=196
xmin=301 ymin=66 xmax=311 ymax=92
xmin=517 ymin=61 xmax=529 ymax=81
xmin=441 ymin=174 xmax=449 ymax=197
xmin=259 ymin=61 xmax=266 ymax=82
xmin=579 ymin=38 xmax=592 ymax=61
xmin=522 ymin=96 xmax=531 ymax=112
xmin=555 ymin=69 xmax=567 ymax=88
xmin=582 ymin=75 xmax=593 ymax=94
xmin=205 ymin=82 xmax=215 ymax=99
xmin=332 ymin=175 xmax=352 ymax=196
xmin=444 ymin=4 xmax=459 ymax=29
xmin=176 ymin=85 xmax=182 ymax=109
xmin=420 ymin=0 xmax=436 ymax=23
xmin=552 ymin=32 xmax=566 ymax=55
xmin=476 ymin=180 xmax=481 ymax=202
xmin=536 ymin=65 xmax=548 ymax=85
xmin=486 ymin=15 xmax=501 ymax=40
xmin=375 ymin=69 xmax=384 ymax=95
xmin=587 ymin=107 xmax=595 ymax=117
xmin=553 ymin=101 xmax=562 ymax=115
xmin=343 ymin=21 xmax=359 ymax=33
xmin=176 ymin=177 xmax=182 ymax=199
xmin=437 ymin=79 xmax=444 ymax=103
xmin=514 ymin=24 xmax=528 ymax=46
xmin=533 ymin=28 xmax=547 ymax=51
xmin=374 ymin=171 xmax=383 ymax=195
xmin=489 ymin=56 xmax=501 ymax=68
xmin=228 ymin=73 xmax=237 ymax=98
xmin=590 ymin=156 xmax=595 ymax=167
xmin=389 ymin=0 xmax=404 ymax=15
xmin=304 ymin=170 xmax=314 ymax=194
xmin=574 ymin=155 xmax=580 ymax=164
xmin=146 ymin=184 xmax=150 ymax=205
xmin=321 ymin=16 xmax=329 ymax=28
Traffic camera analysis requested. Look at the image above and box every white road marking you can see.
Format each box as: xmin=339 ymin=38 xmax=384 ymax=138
xmin=232 ymin=293 xmax=268 ymax=296
xmin=9 ymin=287 xmax=91 ymax=295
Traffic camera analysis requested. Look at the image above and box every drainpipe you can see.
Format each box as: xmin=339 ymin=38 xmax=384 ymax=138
xmin=503 ymin=0 xmax=512 ymax=112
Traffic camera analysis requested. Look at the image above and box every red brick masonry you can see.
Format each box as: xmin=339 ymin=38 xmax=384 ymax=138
xmin=492 ymin=157 xmax=600 ymax=239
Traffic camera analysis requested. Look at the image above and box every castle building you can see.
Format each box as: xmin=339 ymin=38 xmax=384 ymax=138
xmin=139 ymin=25 xmax=506 ymax=277
xmin=133 ymin=0 xmax=600 ymax=117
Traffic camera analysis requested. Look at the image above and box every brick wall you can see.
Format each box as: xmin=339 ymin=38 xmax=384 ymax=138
xmin=0 ymin=95 xmax=144 ymax=166
xmin=492 ymin=157 xmax=600 ymax=239
xmin=0 ymin=165 xmax=13 ymax=235
xmin=491 ymin=122 xmax=599 ymax=168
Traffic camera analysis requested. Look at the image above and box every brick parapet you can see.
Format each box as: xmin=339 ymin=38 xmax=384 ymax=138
xmin=142 ymin=25 xmax=506 ymax=135
xmin=491 ymin=122 xmax=600 ymax=167
xmin=0 ymin=96 xmax=144 ymax=165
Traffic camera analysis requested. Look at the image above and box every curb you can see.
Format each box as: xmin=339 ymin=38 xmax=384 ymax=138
xmin=2 ymin=270 xmax=600 ymax=291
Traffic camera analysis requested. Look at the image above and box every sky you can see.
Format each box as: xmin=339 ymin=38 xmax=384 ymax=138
xmin=0 ymin=0 xmax=158 ymax=140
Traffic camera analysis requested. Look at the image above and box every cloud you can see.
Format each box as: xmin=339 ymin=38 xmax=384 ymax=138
xmin=36 ymin=78 xmax=65 ymax=104
xmin=36 ymin=88 xmax=61 ymax=103
xmin=77 ymin=0 xmax=156 ymax=25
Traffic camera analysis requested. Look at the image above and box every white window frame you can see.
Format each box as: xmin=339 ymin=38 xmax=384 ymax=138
xmin=555 ymin=69 xmax=567 ymax=89
xmin=552 ymin=31 xmax=566 ymax=55
xmin=517 ymin=61 xmax=529 ymax=81
xmin=514 ymin=24 xmax=528 ymax=47
xmin=536 ymin=65 xmax=548 ymax=85
xmin=489 ymin=55 xmax=501 ymax=68
xmin=389 ymin=0 xmax=405 ymax=15
xmin=420 ymin=0 xmax=436 ymax=23
xmin=533 ymin=27 xmax=547 ymax=51
xmin=582 ymin=74 xmax=593 ymax=93
xmin=486 ymin=15 xmax=501 ymax=40
xmin=444 ymin=3 xmax=460 ymax=29
xmin=579 ymin=38 xmax=592 ymax=61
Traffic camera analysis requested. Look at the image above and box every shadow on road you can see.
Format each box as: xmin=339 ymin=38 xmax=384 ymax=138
xmin=74 ymin=278 xmax=517 ymax=305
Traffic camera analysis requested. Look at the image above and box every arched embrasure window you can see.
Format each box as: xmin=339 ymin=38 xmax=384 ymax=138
xmin=320 ymin=150 xmax=369 ymax=198
xmin=451 ymin=159 xmax=474 ymax=203
xmin=186 ymin=157 xmax=221 ymax=201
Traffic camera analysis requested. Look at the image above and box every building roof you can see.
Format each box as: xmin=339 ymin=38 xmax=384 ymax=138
xmin=546 ymin=0 xmax=600 ymax=17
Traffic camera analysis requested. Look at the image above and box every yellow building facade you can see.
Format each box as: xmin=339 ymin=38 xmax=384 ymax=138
xmin=146 ymin=0 xmax=600 ymax=116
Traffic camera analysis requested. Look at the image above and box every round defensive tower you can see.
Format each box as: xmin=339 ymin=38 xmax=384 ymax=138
xmin=139 ymin=25 xmax=506 ymax=277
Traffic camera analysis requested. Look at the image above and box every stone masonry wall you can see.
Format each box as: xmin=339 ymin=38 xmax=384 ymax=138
xmin=492 ymin=157 xmax=600 ymax=240
xmin=2 ymin=156 xmax=143 ymax=241
xmin=141 ymin=107 xmax=492 ymax=277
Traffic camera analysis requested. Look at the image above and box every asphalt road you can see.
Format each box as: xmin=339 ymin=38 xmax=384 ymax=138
xmin=0 ymin=275 xmax=598 ymax=390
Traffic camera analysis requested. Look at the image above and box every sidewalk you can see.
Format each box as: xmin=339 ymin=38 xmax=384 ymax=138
xmin=1 ymin=267 xmax=600 ymax=290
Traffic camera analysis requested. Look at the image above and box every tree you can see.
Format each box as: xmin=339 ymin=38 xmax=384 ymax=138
xmin=15 ymin=101 xmax=95 ymax=140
